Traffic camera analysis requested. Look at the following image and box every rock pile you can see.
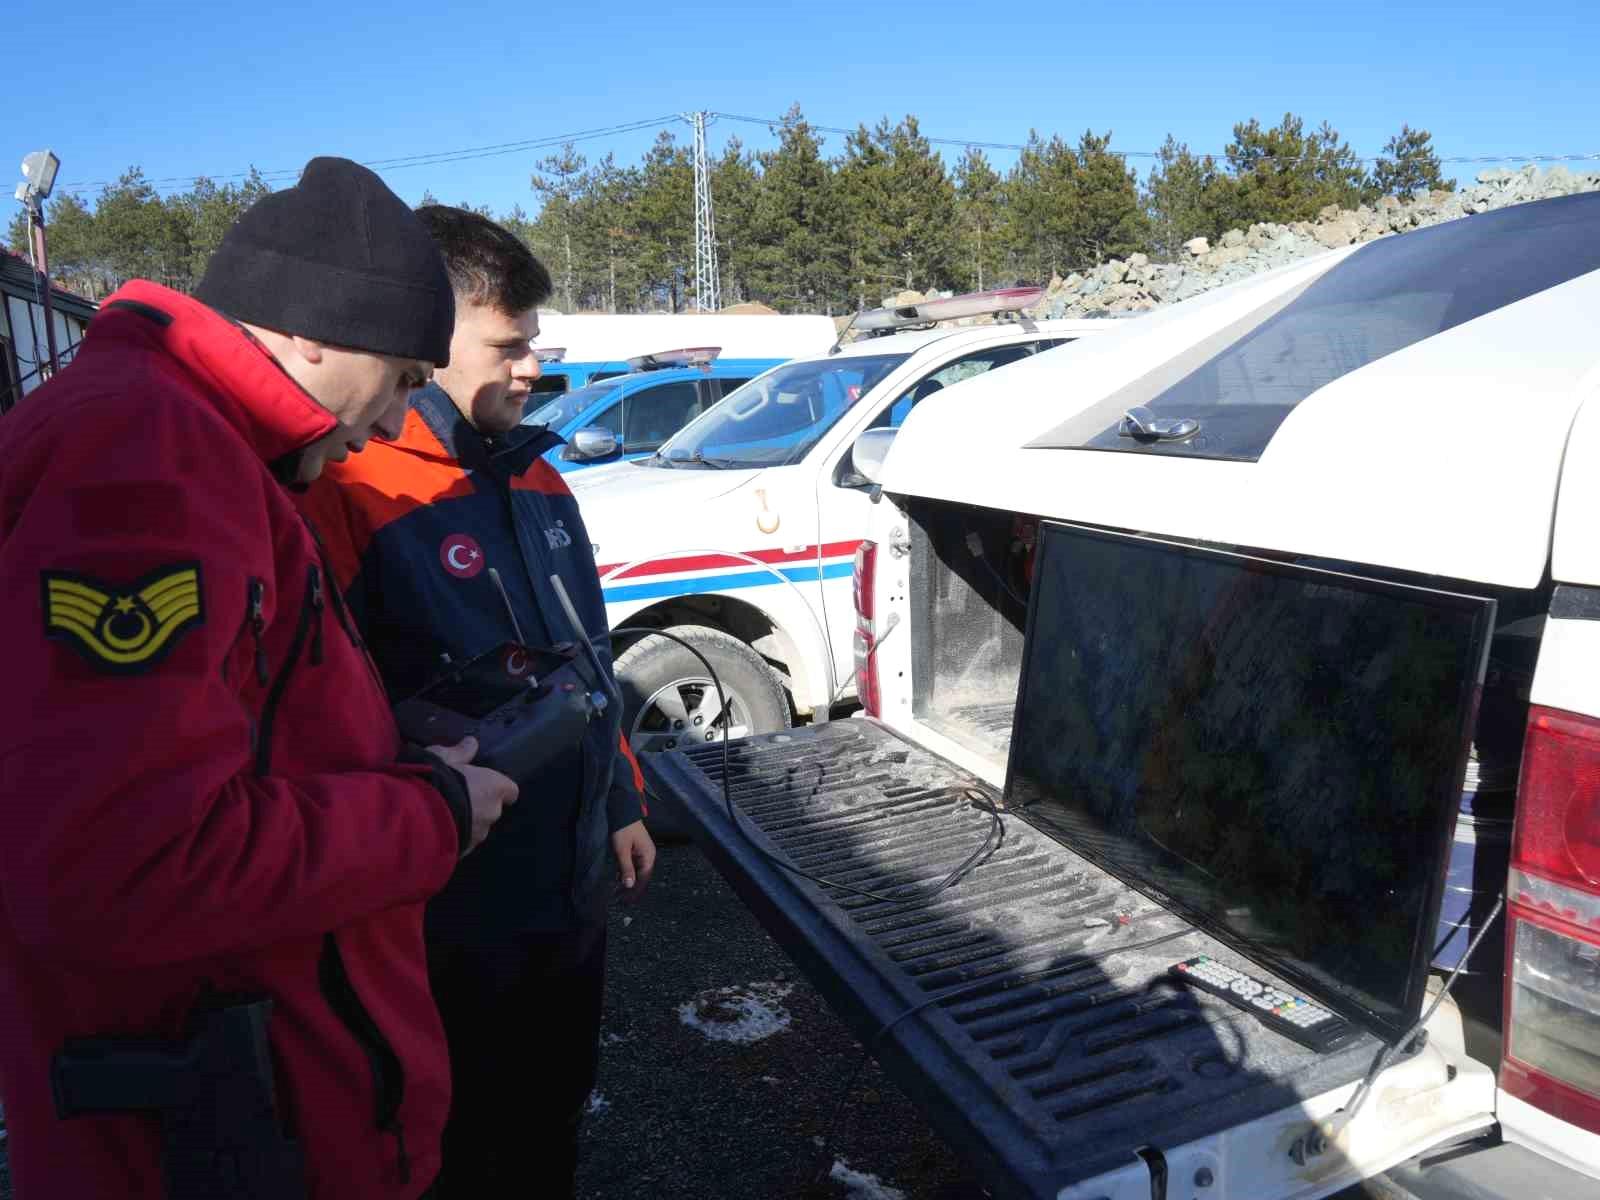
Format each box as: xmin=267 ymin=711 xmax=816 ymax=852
xmin=879 ymin=165 xmax=1600 ymax=322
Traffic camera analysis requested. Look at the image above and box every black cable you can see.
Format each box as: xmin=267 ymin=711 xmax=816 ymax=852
xmin=612 ymin=625 xmax=1006 ymax=907
xmin=970 ymin=547 xmax=1027 ymax=611
xmin=801 ymin=925 xmax=1194 ymax=1185
xmin=612 ymin=625 xmax=1197 ymax=1185
xmin=1292 ymin=891 xmax=1508 ymax=1163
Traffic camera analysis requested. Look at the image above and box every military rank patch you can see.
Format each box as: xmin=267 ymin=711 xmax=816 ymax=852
xmin=41 ymin=563 xmax=205 ymax=674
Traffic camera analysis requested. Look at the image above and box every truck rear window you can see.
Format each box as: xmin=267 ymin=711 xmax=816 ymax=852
xmin=1029 ymin=192 xmax=1600 ymax=462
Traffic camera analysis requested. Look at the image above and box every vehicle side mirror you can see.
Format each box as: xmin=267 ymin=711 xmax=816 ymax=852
xmin=563 ymin=426 xmax=621 ymax=462
xmin=841 ymin=427 xmax=898 ymax=488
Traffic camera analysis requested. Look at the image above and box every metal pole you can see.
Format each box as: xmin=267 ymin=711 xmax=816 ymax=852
xmin=689 ymin=111 xmax=722 ymax=313
xmin=29 ymin=202 xmax=61 ymax=378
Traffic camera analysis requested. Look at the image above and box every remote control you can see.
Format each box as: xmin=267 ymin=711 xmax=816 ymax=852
xmin=1170 ymin=956 xmax=1360 ymax=1053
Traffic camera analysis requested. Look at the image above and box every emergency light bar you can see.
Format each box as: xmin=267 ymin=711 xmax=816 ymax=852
xmin=854 ymin=286 xmax=1046 ymax=332
xmin=534 ymin=347 xmax=567 ymax=363
xmin=626 ymin=346 xmax=722 ymax=371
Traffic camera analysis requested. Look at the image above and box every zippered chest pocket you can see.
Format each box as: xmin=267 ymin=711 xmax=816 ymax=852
xmin=221 ymin=565 xmax=324 ymax=777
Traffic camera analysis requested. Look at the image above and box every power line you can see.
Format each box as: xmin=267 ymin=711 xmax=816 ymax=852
xmin=51 ymin=110 xmax=1600 ymax=195
xmin=710 ymin=111 xmax=1600 ymax=167
xmin=55 ymin=116 xmax=683 ymax=193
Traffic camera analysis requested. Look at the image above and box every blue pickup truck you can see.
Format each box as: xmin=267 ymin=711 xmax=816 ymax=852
xmin=522 ymin=349 xmax=782 ymax=473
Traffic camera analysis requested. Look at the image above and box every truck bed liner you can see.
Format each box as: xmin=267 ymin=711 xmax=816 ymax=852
xmin=644 ymin=719 xmax=1392 ymax=1199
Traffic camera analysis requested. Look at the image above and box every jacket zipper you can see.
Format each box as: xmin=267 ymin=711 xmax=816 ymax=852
xmin=300 ymin=516 xmax=393 ymax=698
xmin=318 ymin=933 xmax=410 ymax=1183
xmin=253 ymin=565 xmax=320 ymax=777
xmin=222 ymin=577 xmax=269 ymax=688
xmin=308 ymin=568 xmax=325 ymax=666
xmin=257 ymin=557 xmax=410 ymax=1180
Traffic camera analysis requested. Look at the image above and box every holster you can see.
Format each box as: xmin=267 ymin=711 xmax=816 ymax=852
xmin=51 ymin=995 xmax=308 ymax=1199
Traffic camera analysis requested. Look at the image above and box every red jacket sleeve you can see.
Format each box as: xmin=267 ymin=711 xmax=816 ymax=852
xmin=0 ymin=406 xmax=459 ymax=969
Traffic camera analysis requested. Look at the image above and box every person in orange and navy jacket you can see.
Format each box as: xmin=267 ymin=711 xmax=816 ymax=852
xmin=297 ymin=206 xmax=655 ymax=1199
xmin=0 ymin=160 xmax=521 ymax=1200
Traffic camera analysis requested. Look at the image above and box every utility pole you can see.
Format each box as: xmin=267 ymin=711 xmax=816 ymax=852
xmin=687 ymin=111 xmax=722 ymax=312
xmin=14 ymin=151 xmax=62 ymax=380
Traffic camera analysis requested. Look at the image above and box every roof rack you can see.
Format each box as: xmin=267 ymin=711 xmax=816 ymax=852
xmin=852 ymin=286 xmax=1045 ymax=335
xmin=626 ymin=346 xmax=721 ymax=371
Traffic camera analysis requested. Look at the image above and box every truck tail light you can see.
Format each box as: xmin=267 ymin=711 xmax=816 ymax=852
xmin=852 ymin=541 xmax=881 ymax=717
xmin=1502 ymin=705 xmax=1600 ymax=1134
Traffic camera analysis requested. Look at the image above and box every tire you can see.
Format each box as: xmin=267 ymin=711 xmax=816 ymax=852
xmin=615 ymin=625 xmax=791 ymax=841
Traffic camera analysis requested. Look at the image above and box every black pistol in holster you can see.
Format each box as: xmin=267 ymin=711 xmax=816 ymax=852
xmin=50 ymin=996 xmax=308 ymax=1199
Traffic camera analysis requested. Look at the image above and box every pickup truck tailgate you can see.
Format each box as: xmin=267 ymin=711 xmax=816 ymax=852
xmin=645 ymin=719 xmax=1423 ymax=1199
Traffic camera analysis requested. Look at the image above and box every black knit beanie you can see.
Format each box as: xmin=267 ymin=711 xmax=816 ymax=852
xmin=194 ymin=157 xmax=454 ymax=366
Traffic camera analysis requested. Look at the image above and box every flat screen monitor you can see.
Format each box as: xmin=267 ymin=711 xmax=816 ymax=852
xmin=1005 ymin=521 xmax=1496 ymax=1044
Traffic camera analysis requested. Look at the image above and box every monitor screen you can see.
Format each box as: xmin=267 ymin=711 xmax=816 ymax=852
xmin=1005 ymin=522 xmax=1495 ymax=1043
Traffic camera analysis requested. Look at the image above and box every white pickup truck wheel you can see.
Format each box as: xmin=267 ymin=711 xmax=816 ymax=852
xmin=616 ymin=625 xmax=791 ymax=758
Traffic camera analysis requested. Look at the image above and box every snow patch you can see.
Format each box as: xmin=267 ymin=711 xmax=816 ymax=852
xmin=828 ymin=1159 xmax=906 ymax=1200
xmin=677 ymin=980 xmax=795 ymax=1044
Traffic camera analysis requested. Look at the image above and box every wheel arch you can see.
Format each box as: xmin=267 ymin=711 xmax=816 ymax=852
xmin=607 ymin=589 xmax=827 ymax=718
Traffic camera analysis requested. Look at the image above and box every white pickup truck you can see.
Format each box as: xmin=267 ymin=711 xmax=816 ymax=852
xmin=565 ymin=291 xmax=1111 ymax=757
xmin=643 ymin=193 xmax=1600 ymax=1199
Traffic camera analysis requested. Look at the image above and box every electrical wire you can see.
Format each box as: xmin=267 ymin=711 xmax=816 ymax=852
xmin=712 ymin=111 xmax=1600 ymax=166
xmin=20 ymin=207 xmax=50 ymax=384
xmin=1291 ymin=891 xmax=1508 ymax=1163
xmin=617 ymin=609 xmax=1507 ymax=1178
xmin=600 ymin=544 xmax=839 ymax=700
xmin=802 ymin=924 xmax=1194 ymax=1185
xmin=612 ymin=620 xmax=1197 ymax=1188
xmin=612 ymin=624 xmax=1006 ymax=907
xmin=56 ymin=109 xmax=1600 ymax=194
xmin=55 ymin=116 xmax=683 ymax=193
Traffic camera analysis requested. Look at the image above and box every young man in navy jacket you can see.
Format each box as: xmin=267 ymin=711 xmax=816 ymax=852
xmin=299 ymin=206 xmax=655 ymax=1196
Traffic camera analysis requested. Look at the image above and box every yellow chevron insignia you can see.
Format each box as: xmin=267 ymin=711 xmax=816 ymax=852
xmin=42 ymin=563 xmax=205 ymax=674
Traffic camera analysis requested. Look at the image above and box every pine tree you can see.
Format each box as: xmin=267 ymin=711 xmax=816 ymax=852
xmin=836 ymin=121 xmax=894 ymax=308
xmin=748 ymin=105 xmax=847 ymax=312
xmin=1369 ymin=125 xmax=1452 ymax=199
xmin=1145 ymin=135 xmax=1224 ymax=259
xmin=837 ymin=117 xmax=960 ymax=304
xmin=531 ymin=144 xmax=588 ymax=311
xmin=176 ymin=168 xmax=269 ymax=292
xmin=633 ymin=131 xmax=695 ymax=312
xmin=583 ymin=154 xmax=648 ymax=312
xmin=711 ymin=138 xmax=760 ymax=306
xmin=1005 ymin=131 xmax=1079 ymax=281
xmin=91 ymin=169 xmax=190 ymax=291
xmin=1219 ymin=114 xmax=1367 ymax=227
xmin=1069 ymin=130 xmax=1148 ymax=264
xmin=954 ymin=147 xmax=1006 ymax=290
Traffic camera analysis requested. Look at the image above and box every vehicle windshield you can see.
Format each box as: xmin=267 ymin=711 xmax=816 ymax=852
xmin=652 ymin=353 xmax=908 ymax=469
xmin=524 ymin=379 xmax=623 ymax=429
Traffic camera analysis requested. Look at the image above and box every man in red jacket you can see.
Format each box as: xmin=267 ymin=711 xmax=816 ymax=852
xmin=0 ymin=157 xmax=517 ymax=1199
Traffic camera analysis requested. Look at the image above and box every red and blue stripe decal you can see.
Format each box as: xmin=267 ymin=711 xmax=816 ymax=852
xmin=598 ymin=541 xmax=861 ymax=605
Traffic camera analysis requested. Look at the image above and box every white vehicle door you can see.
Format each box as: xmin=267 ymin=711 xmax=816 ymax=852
xmin=813 ymin=337 xmax=1074 ymax=701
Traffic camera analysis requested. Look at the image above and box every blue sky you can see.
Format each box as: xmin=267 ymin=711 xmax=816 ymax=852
xmin=9 ymin=0 xmax=1597 ymax=215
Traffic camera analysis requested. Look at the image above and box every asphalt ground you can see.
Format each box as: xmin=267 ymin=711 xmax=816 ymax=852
xmin=577 ymin=839 xmax=979 ymax=1200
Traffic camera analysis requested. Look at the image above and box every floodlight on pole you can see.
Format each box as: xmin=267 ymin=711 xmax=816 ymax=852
xmin=15 ymin=150 xmax=60 ymax=205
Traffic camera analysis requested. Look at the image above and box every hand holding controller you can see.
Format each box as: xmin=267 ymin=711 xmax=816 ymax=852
xmin=428 ymin=736 xmax=519 ymax=854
